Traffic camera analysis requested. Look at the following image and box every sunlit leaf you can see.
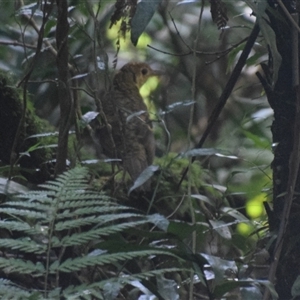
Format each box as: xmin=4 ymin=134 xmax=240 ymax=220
xmin=70 ymin=73 xmax=88 ymax=80
xmin=201 ymin=253 xmax=237 ymax=283
xmin=147 ymin=214 xmax=169 ymax=231
xmin=209 ymin=220 xmax=232 ymax=240
xmin=82 ymin=111 xmax=99 ymax=124
xmin=177 ymin=0 xmax=198 ymax=5
xmin=157 ymin=275 xmax=179 ymax=300
xmin=126 ymin=110 xmax=146 ymax=123
xmin=0 ymin=178 xmax=28 ymax=194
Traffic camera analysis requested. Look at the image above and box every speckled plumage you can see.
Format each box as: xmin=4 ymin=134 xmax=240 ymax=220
xmin=100 ymin=62 xmax=158 ymax=190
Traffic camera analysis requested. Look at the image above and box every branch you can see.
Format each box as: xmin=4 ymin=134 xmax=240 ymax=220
xmin=277 ymin=0 xmax=300 ymax=34
xmin=148 ymin=36 xmax=248 ymax=59
xmin=9 ymin=0 xmax=53 ymax=179
xmin=177 ymin=23 xmax=260 ymax=189
xmin=0 ymin=39 xmax=36 ymax=50
xmin=55 ymin=0 xmax=73 ymax=175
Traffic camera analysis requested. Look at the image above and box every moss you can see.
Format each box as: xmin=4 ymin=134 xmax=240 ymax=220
xmin=0 ymin=72 xmax=54 ymax=183
xmin=154 ymin=153 xmax=203 ymax=191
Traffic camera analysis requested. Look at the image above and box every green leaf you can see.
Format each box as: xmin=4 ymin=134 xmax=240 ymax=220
xmin=146 ymin=213 xmax=169 ymax=231
xmin=167 ymin=221 xmax=196 ymax=239
xmin=157 ymin=275 xmax=179 ymax=300
xmin=213 ymin=280 xmax=254 ymax=298
xmin=0 ymin=178 xmax=29 ymax=194
xmin=201 ymin=253 xmax=237 ymax=283
xmin=103 ymin=281 xmax=122 ymax=300
xmin=243 ymin=0 xmax=281 ymax=85
xmin=292 ymin=275 xmax=300 ymax=296
xmin=131 ymin=0 xmax=162 ymax=46
xmin=209 ymin=220 xmax=232 ymax=240
xmin=182 ymin=148 xmax=223 ymax=157
xmin=128 ymin=165 xmax=159 ymax=194
xmin=227 ymin=42 xmax=246 ymax=73
xmin=221 ymin=207 xmax=249 ymax=222
xmin=44 ymin=18 xmax=57 ymax=37
xmin=242 ymin=130 xmax=270 ymax=149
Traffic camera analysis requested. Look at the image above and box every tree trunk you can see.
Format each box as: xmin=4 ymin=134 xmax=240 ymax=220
xmin=266 ymin=1 xmax=299 ymax=298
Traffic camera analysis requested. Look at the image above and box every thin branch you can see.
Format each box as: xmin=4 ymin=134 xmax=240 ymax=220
xmin=55 ymin=0 xmax=73 ymax=175
xmin=177 ymin=23 xmax=260 ymax=190
xmin=189 ymin=2 xmax=212 ymax=299
xmin=9 ymin=0 xmax=53 ymax=180
xmin=277 ymin=0 xmax=300 ymax=34
xmin=147 ymin=44 xmax=191 ymax=56
xmin=0 ymin=39 xmax=36 ymax=49
xmin=168 ymin=10 xmax=192 ymax=50
xmin=148 ymin=35 xmax=248 ymax=59
xmin=17 ymin=4 xmax=75 ymax=76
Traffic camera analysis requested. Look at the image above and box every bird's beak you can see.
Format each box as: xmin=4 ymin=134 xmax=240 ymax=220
xmin=150 ymin=69 xmax=164 ymax=77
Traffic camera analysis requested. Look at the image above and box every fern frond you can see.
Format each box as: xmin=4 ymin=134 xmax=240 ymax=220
xmin=62 ymin=283 xmax=104 ymax=300
xmin=0 ymin=257 xmax=45 ymax=274
xmin=56 ymin=199 xmax=110 ymax=209
xmin=2 ymin=200 xmax=51 ymax=211
xmin=39 ymin=167 xmax=89 ymax=190
xmin=0 ymin=278 xmax=33 ymax=299
xmin=55 ymin=212 xmax=143 ymax=231
xmin=57 ymin=220 xmax=150 ymax=247
xmin=55 ymin=250 xmax=178 ymax=272
xmin=0 ymin=208 xmax=47 ymax=219
xmin=0 ymin=166 xmax=184 ymax=297
xmin=0 ymin=220 xmax=31 ymax=232
xmin=0 ymin=238 xmax=46 ymax=254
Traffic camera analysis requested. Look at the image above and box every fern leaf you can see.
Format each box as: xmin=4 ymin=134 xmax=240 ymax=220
xmin=54 ymin=206 xmax=124 ymax=220
xmin=57 ymin=198 xmax=111 ymax=209
xmin=0 ymin=278 xmax=32 ymax=299
xmin=0 ymin=208 xmax=47 ymax=220
xmin=0 ymin=257 xmax=45 ymax=274
xmin=55 ymin=212 xmax=143 ymax=231
xmin=3 ymin=200 xmax=50 ymax=211
xmin=57 ymin=220 xmax=150 ymax=247
xmin=0 ymin=220 xmax=31 ymax=232
xmin=54 ymin=250 xmax=176 ymax=272
xmin=0 ymin=238 xmax=46 ymax=254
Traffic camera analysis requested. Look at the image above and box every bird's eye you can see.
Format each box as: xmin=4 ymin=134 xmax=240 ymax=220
xmin=141 ymin=68 xmax=148 ymax=75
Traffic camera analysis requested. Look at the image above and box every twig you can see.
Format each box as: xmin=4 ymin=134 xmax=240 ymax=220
xmin=147 ymin=44 xmax=191 ymax=56
xmin=0 ymin=39 xmax=36 ymax=49
xmin=55 ymin=0 xmax=73 ymax=175
xmin=17 ymin=4 xmax=75 ymax=78
xmin=167 ymin=194 xmax=186 ymax=219
xmin=177 ymin=23 xmax=260 ymax=190
xmin=147 ymin=117 xmax=172 ymax=214
xmin=9 ymin=0 xmax=53 ymax=180
xmin=189 ymin=3 xmax=213 ymax=300
xmin=277 ymin=0 xmax=300 ymax=34
xmin=148 ymin=36 xmax=248 ymax=58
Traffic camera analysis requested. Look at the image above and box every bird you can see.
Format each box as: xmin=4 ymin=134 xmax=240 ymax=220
xmin=99 ymin=62 xmax=159 ymax=191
